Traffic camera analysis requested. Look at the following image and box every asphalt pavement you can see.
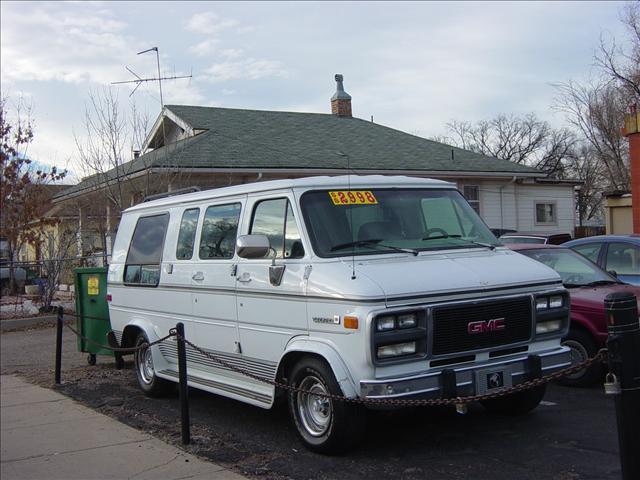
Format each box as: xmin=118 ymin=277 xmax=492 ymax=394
xmin=0 ymin=324 xmax=623 ymax=480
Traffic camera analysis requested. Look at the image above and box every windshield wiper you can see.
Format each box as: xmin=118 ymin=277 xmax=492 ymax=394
xmin=564 ymin=280 xmax=622 ymax=288
xmin=330 ymin=239 xmax=419 ymax=256
xmin=421 ymin=234 xmax=496 ymax=251
xmin=582 ymin=280 xmax=623 ymax=287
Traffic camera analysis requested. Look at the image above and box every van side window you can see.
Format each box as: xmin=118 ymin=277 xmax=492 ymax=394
xmin=250 ymin=199 xmax=304 ymax=259
xmin=124 ymin=213 xmax=169 ymax=286
xmin=199 ymin=203 xmax=241 ymax=259
xmin=176 ymin=208 xmax=199 ymax=260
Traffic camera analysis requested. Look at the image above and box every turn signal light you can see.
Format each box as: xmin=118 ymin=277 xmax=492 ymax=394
xmin=344 ymin=316 xmax=359 ymax=330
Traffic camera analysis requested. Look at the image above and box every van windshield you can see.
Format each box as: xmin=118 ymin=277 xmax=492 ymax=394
xmin=300 ymin=188 xmax=500 ymax=258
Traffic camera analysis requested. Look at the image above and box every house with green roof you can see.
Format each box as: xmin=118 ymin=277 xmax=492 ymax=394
xmin=51 ymin=74 xmax=578 ymax=258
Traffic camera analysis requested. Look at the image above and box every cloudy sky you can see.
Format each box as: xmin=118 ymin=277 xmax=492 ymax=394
xmin=0 ymin=1 xmax=628 ymax=177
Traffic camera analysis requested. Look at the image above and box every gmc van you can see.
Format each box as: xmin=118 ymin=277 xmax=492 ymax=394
xmin=108 ymin=176 xmax=571 ymax=453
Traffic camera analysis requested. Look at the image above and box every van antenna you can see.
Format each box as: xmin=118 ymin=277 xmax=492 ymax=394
xmin=337 ymin=151 xmax=356 ymax=280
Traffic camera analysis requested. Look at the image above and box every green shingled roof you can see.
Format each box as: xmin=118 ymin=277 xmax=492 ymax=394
xmin=56 ymin=105 xmax=541 ymax=199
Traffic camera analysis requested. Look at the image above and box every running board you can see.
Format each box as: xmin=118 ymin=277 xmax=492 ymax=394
xmin=157 ymin=368 xmax=273 ymax=406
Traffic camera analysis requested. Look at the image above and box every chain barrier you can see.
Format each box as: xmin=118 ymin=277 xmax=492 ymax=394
xmin=56 ymin=318 xmax=607 ymax=408
xmin=63 ymin=322 xmax=175 ymax=354
xmin=178 ymin=334 xmax=608 ymax=408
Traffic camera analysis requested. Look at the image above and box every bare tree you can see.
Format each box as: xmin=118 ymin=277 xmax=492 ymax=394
xmin=39 ymin=226 xmax=78 ymax=311
xmin=554 ymin=81 xmax=630 ymax=191
xmin=554 ymin=2 xmax=638 ymax=193
xmin=74 ymin=88 xmax=191 ymax=218
xmin=564 ymin=143 xmax=608 ymax=225
xmin=596 ymin=2 xmax=640 ymax=102
xmin=1 ymin=96 xmax=66 ymax=293
xmin=442 ymin=113 xmax=576 ymax=177
xmin=74 ymin=88 xmax=149 ymax=212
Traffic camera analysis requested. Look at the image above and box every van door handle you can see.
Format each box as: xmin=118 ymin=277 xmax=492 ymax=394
xmin=192 ymin=272 xmax=204 ymax=281
xmin=237 ymin=272 xmax=251 ymax=283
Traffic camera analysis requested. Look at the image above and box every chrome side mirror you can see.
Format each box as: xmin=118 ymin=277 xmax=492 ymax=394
xmin=236 ymin=234 xmax=270 ymax=259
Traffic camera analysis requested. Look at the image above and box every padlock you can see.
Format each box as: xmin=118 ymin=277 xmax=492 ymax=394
xmin=455 ymin=402 xmax=468 ymax=415
xmin=603 ymin=372 xmax=621 ymax=395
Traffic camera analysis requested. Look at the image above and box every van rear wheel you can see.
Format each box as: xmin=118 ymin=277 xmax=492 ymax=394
xmin=288 ymin=357 xmax=365 ymax=454
xmin=134 ymin=332 xmax=173 ymax=397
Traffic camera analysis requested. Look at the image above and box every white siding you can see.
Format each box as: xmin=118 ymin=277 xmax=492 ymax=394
xmin=445 ymin=179 xmax=575 ymax=234
xmin=514 ymin=184 xmax=575 ymax=234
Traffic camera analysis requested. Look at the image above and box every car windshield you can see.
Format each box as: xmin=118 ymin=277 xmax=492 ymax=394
xmin=300 ymin=188 xmax=500 ymax=257
xmin=501 ymin=236 xmax=546 ymax=244
xmin=519 ymin=248 xmax=618 ymax=287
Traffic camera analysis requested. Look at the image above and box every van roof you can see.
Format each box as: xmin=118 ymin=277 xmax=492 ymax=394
xmin=127 ymin=175 xmax=454 ymax=212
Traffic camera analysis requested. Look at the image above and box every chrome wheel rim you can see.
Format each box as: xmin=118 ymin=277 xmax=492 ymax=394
xmin=297 ymin=375 xmax=332 ymax=437
xmin=137 ymin=344 xmax=154 ymax=385
xmin=563 ymin=339 xmax=588 ymax=380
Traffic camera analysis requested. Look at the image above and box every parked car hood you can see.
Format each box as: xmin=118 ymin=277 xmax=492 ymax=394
xmin=319 ymin=248 xmax=562 ymax=306
xmin=568 ymin=283 xmax=640 ymax=313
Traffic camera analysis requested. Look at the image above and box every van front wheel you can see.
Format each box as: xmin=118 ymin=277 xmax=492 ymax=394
xmin=134 ymin=332 xmax=173 ymax=397
xmin=288 ymin=358 xmax=365 ymax=454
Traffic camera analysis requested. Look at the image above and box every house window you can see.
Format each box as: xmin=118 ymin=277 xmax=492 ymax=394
xmin=535 ymin=202 xmax=557 ymax=225
xmin=463 ymin=186 xmax=480 ymax=215
xmin=124 ymin=213 xmax=169 ymax=286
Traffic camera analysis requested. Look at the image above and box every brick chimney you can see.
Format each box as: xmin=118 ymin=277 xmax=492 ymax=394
xmin=331 ymin=74 xmax=352 ymax=117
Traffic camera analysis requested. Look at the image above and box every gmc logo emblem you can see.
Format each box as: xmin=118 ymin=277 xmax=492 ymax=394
xmin=467 ymin=318 xmax=506 ymax=334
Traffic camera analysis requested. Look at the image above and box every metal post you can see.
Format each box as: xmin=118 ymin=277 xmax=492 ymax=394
xmin=176 ymin=322 xmax=190 ymax=445
xmin=55 ymin=306 xmax=63 ymax=384
xmin=605 ymin=292 xmax=640 ymax=480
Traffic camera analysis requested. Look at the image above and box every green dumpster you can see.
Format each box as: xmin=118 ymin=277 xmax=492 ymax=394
xmin=74 ymin=267 xmax=122 ymax=368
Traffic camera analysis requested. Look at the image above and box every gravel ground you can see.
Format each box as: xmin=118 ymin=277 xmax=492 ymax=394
xmin=1 ymin=325 xmax=622 ymax=480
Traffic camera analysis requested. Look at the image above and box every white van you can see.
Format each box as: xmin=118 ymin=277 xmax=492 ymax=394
xmin=108 ymin=175 xmax=571 ymax=453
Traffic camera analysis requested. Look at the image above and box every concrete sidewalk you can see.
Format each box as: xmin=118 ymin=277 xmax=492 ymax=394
xmin=1 ymin=375 xmax=246 ymax=480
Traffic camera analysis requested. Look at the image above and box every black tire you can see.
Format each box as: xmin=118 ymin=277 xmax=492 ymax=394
xmin=481 ymin=384 xmax=546 ymax=416
xmin=134 ymin=332 xmax=173 ymax=397
xmin=288 ymin=357 xmax=366 ymax=454
xmin=87 ymin=354 xmax=96 ymax=366
xmin=560 ymin=328 xmax=602 ymax=387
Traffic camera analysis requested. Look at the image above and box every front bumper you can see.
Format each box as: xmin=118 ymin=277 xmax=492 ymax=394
xmin=360 ymin=346 xmax=571 ymax=401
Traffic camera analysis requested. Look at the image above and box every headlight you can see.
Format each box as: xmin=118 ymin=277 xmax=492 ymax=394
xmin=536 ymin=319 xmax=562 ymax=334
xmin=377 ymin=342 xmax=417 ymax=359
xmin=376 ymin=316 xmax=395 ymax=331
xmin=536 ymin=297 xmax=549 ymax=311
xmin=397 ymin=313 xmax=417 ymax=329
xmin=549 ymin=295 xmax=563 ymax=309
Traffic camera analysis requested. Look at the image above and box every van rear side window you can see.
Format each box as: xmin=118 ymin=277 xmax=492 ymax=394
xmin=124 ymin=213 xmax=169 ymax=286
xmin=199 ymin=203 xmax=241 ymax=259
xmin=176 ymin=208 xmax=200 ymax=260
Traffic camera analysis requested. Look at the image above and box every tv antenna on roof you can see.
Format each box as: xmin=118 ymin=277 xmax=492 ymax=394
xmin=111 ymin=46 xmax=192 ymax=147
xmin=112 ymin=47 xmax=192 ymax=104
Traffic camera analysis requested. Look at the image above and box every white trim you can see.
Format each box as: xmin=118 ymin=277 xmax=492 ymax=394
xmin=142 ymin=107 xmax=196 ymax=151
xmin=534 ymin=200 xmax=558 ymax=226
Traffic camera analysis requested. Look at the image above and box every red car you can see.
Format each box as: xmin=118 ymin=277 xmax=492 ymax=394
xmin=510 ymin=244 xmax=640 ymax=386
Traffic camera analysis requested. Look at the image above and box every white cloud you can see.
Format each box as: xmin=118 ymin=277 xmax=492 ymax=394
xmin=0 ymin=2 xmax=143 ymax=86
xmin=188 ymin=39 xmax=219 ymax=57
xmin=203 ymin=59 xmax=286 ymax=83
xmin=185 ymin=11 xmax=239 ymax=35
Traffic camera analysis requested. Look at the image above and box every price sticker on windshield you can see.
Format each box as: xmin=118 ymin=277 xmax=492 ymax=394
xmin=329 ymin=190 xmax=378 ymax=205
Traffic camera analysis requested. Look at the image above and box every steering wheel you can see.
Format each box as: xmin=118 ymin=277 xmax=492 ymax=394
xmin=424 ymin=228 xmax=448 ymax=238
